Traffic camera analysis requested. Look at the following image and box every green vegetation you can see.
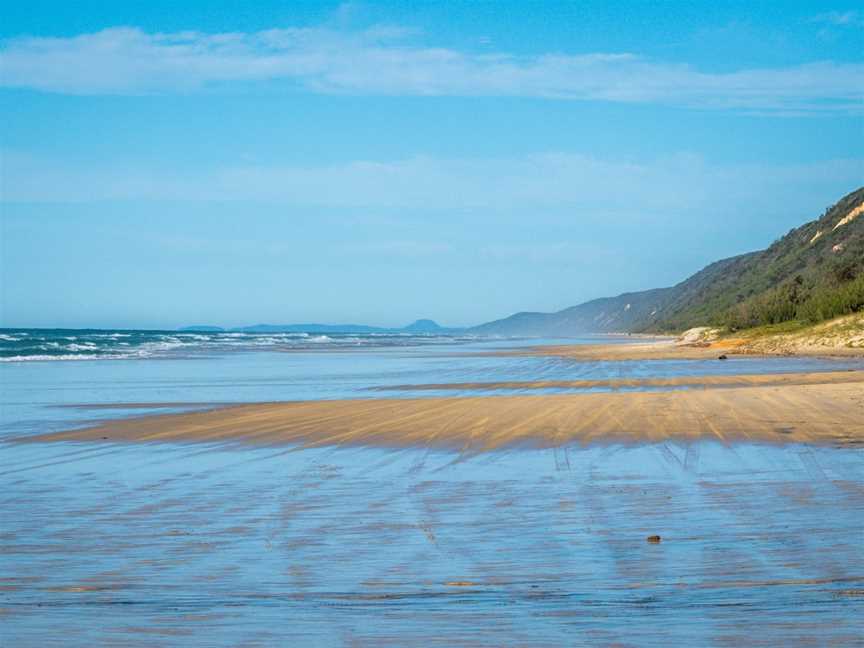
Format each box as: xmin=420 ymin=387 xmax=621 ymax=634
xmin=732 ymin=319 xmax=812 ymax=339
xmin=797 ymin=274 xmax=864 ymax=323
xmin=724 ymin=274 xmax=864 ymax=330
xmin=642 ymin=186 xmax=864 ymax=333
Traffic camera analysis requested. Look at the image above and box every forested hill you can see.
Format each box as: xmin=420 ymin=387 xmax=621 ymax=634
xmin=472 ymin=186 xmax=864 ymax=336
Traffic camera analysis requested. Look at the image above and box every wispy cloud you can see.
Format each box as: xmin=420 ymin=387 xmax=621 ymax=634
xmin=3 ymin=150 xmax=861 ymax=224
xmin=811 ymin=10 xmax=863 ymax=27
xmin=1 ymin=26 xmax=862 ymax=112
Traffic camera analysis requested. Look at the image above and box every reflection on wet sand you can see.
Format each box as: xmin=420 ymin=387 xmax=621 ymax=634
xmin=2 ymin=442 xmax=863 ymax=645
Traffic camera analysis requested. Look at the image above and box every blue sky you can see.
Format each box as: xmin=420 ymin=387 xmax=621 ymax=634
xmin=1 ymin=1 xmax=862 ymax=329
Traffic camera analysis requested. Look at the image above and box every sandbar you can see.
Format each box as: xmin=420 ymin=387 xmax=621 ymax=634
xmin=366 ymin=370 xmax=864 ymax=392
xmin=16 ymin=371 xmax=864 ymax=451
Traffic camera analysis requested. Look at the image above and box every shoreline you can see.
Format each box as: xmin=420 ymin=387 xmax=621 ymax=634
xmin=505 ymin=313 xmax=864 ymax=362
xmin=506 ymin=338 xmax=864 ymax=362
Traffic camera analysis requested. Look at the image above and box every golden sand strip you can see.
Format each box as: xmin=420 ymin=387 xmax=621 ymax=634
xmin=17 ymin=375 xmax=864 ymax=450
xmin=512 ymin=336 xmax=864 ymax=361
xmin=366 ymin=370 xmax=864 ymax=392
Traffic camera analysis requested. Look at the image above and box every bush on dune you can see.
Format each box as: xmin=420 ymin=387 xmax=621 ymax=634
xmin=724 ymin=273 xmax=864 ymax=330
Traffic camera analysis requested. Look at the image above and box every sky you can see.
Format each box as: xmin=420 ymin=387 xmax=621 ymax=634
xmin=1 ymin=0 xmax=862 ymax=329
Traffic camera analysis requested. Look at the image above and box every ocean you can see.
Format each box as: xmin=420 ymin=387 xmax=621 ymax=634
xmin=0 ymin=328 xmax=489 ymax=362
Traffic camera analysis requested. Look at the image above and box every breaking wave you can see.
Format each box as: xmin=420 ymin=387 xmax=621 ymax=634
xmin=0 ymin=329 xmax=481 ymax=362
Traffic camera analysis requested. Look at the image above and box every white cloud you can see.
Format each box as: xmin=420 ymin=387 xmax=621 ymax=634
xmin=1 ymin=26 xmax=862 ymax=112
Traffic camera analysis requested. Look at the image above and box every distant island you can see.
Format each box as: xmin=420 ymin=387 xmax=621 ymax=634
xmin=179 ymin=319 xmax=463 ymax=335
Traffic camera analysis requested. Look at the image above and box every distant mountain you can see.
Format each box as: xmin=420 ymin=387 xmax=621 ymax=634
xmin=473 ymin=186 xmax=864 ymax=335
xmin=401 ymin=319 xmax=449 ymax=333
xmin=179 ymin=320 xmax=461 ymax=335
xmin=470 ymin=252 xmax=764 ymax=335
xmin=181 ymin=188 xmax=863 ymax=339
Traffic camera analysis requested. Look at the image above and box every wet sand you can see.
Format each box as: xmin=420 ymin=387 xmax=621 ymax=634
xmin=3 ymin=440 xmax=863 ymax=646
xmin=3 ymin=347 xmax=864 ymax=645
xmin=513 ymin=339 xmax=745 ymax=361
xmin=367 ymin=369 xmax=864 ymax=392
xmin=19 ymin=370 xmax=864 ymax=450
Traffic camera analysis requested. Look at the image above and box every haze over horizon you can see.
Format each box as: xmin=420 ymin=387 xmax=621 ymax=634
xmin=2 ymin=0 xmax=862 ymax=329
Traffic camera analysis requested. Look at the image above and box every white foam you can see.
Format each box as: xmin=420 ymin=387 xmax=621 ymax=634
xmin=66 ymin=343 xmax=99 ymax=351
xmin=0 ymin=353 xmax=133 ymax=362
xmin=1 ymin=330 xmax=470 ymax=361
